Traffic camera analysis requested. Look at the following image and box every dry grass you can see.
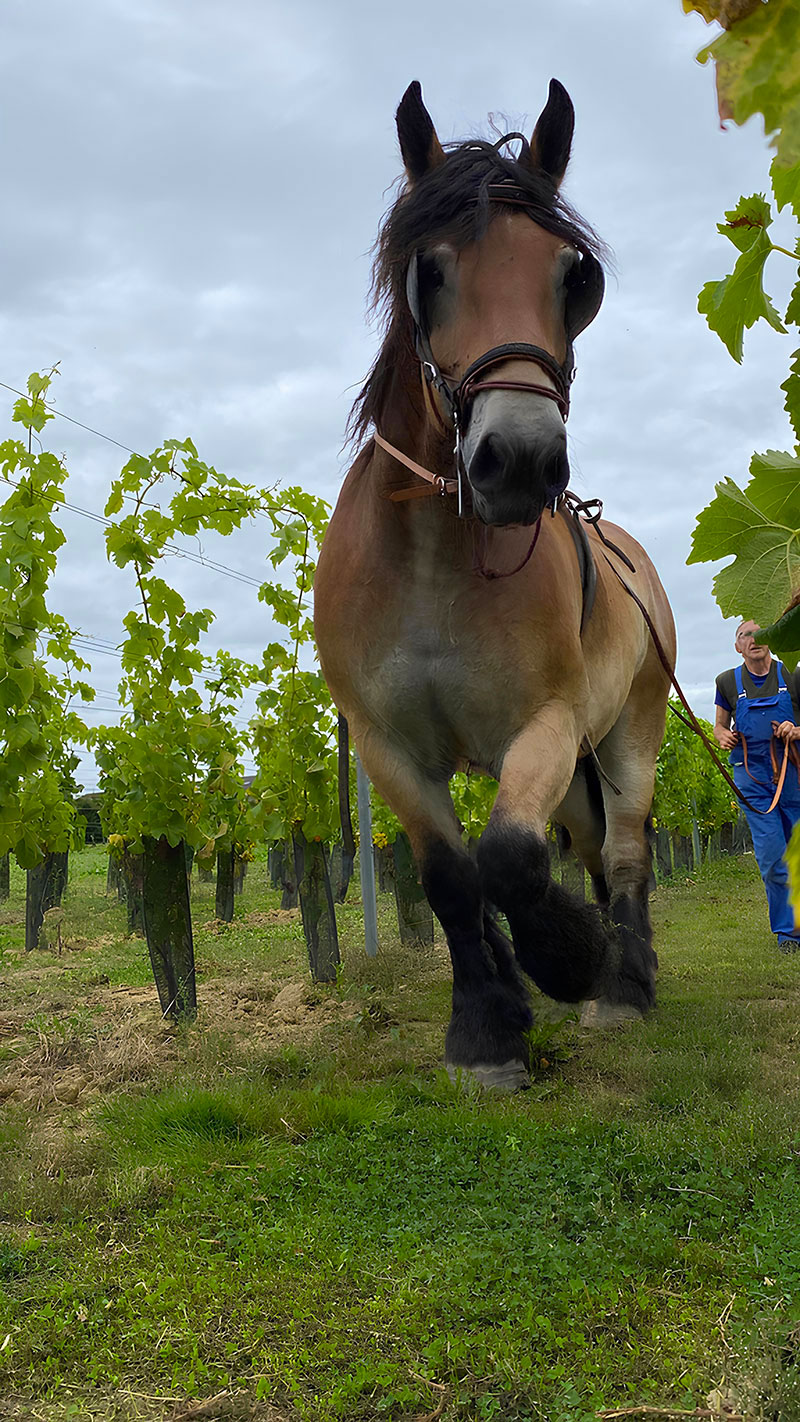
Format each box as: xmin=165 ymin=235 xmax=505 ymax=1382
xmin=1 ymin=1390 xmax=294 ymax=1421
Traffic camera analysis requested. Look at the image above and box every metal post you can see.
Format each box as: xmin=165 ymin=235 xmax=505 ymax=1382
xmin=355 ymin=751 xmax=378 ymax=958
xmin=691 ymin=796 xmax=702 ymax=869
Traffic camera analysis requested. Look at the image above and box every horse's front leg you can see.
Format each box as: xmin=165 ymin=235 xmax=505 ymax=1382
xmin=477 ymin=705 xmax=612 ymax=1003
xmin=353 ymin=725 xmax=533 ymax=1091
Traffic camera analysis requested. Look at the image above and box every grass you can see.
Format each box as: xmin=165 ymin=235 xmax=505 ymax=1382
xmin=1 ymin=847 xmax=800 ymax=1420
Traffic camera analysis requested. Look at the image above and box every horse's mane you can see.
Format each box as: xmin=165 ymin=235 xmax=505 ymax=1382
xmin=347 ymin=136 xmax=608 ymax=448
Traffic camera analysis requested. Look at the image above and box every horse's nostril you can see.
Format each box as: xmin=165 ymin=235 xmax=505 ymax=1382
xmin=468 ymin=431 xmax=514 ymax=489
xmin=543 ymin=442 xmax=570 ymax=502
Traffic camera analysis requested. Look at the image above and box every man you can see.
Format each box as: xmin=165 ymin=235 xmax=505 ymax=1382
xmin=714 ymin=620 xmax=800 ymax=950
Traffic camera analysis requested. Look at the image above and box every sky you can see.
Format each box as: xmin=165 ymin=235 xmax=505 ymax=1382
xmin=2 ymin=0 xmax=797 ymax=793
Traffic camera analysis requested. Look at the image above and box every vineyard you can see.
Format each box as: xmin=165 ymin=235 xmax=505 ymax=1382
xmin=3 ymin=2 xmax=800 ymax=1419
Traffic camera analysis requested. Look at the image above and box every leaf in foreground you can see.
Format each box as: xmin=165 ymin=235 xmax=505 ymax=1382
xmin=688 ymin=452 xmax=800 ymax=628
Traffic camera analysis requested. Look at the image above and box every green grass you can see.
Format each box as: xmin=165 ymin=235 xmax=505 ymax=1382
xmin=1 ymin=848 xmax=800 ymax=1419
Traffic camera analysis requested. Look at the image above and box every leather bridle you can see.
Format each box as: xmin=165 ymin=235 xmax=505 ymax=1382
xmin=379 ymin=178 xmax=604 ymax=509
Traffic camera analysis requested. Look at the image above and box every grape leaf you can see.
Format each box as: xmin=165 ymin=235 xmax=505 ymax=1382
xmin=698 ymin=0 xmax=800 ymax=171
xmin=782 ymin=349 xmax=800 ymax=445
xmin=771 ymin=156 xmax=800 ymax=217
xmin=698 ymin=225 xmax=786 ymax=361
xmin=746 ymin=450 xmax=800 ymax=521
xmin=712 ymin=527 xmax=800 ymax=626
xmin=682 ymin=0 xmax=763 ymax=24
xmin=689 ymin=453 xmax=800 ymax=625
xmin=755 ymin=601 xmax=800 ymax=670
xmin=717 ymin=193 xmax=773 ymax=251
xmin=688 ymin=475 xmax=777 ymax=562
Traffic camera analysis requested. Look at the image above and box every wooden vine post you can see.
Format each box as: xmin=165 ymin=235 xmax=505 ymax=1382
xmin=292 ymin=829 xmax=339 ymax=981
xmin=142 ymin=835 xmax=196 ymax=1020
xmin=391 ymin=831 xmax=433 ymax=947
xmin=215 ymin=845 xmax=236 ymax=924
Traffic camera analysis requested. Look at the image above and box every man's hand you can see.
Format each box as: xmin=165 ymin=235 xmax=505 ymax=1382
xmin=714 ymin=726 xmax=739 ymax=751
xmin=773 ymin=720 xmax=800 ymax=743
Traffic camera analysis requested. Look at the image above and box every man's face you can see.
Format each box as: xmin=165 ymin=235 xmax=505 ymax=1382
xmin=736 ymin=621 xmax=769 ymax=654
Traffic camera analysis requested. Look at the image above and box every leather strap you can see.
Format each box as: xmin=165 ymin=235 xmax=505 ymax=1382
xmin=375 ymin=433 xmax=459 ymax=500
xmin=461 ymin=378 xmax=568 ymax=417
xmin=456 ymin=343 xmax=570 ymax=421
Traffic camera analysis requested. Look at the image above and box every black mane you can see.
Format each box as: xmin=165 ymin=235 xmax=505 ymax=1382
xmin=347 ymin=136 xmax=607 ymax=447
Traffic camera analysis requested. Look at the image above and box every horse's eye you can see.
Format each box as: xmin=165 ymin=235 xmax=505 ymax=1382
xmin=560 ymin=250 xmax=583 ymax=289
xmin=419 ymin=253 xmax=445 ymax=292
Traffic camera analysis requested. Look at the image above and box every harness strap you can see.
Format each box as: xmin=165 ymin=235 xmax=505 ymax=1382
xmin=375 ymin=432 xmax=459 ymax=500
xmin=558 ymin=501 xmax=597 ymax=634
xmin=562 ymin=492 xmax=636 ymax=572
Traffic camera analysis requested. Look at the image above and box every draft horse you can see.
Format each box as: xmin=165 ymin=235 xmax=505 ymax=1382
xmin=314 ymin=80 xmax=676 ymax=1089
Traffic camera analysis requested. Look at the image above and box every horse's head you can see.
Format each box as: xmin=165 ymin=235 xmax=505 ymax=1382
xmin=392 ymin=80 xmax=604 ymax=527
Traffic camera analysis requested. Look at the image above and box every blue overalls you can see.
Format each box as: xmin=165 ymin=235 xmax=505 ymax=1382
xmin=730 ymin=661 xmax=800 ymax=941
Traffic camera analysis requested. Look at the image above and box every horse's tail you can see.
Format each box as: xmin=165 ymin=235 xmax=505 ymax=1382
xmin=583 ymin=753 xmax=607 ymax=842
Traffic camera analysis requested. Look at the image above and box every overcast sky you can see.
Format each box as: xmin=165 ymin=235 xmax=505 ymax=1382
xmin=2 ymin=0 xmax=796 ymax=792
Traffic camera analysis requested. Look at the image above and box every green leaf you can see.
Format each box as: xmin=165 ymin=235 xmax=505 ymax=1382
xmin=688 ymin=476 xmax=775 ymax=563
xmin=698 ymin=226 xmax=786 ymax=362
xmin=702 ymin=0 xmax=800 ymax=171
xmin=711 ymin=526 xmax=800 ymax=626
xmin=755 ymin=602 xmax=800 ymax=671
xmin=782 ymin=349 xmax=800 ymax=445
xmin=771 ymin=156 xmax=800 ymax=218
xmin=745 ymin=450 xmax=800 ymax=522
xmin=717 ymin=193 xmax=773 ymax=252
xmin=689 ymin=457 xmax=800 ymax=626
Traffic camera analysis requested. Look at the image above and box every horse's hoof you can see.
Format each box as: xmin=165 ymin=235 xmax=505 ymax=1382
xmin=579 ymin=998 xmax=644 ymax=1029
xmin=446 ymin=1059 xmax=531 ymax=1093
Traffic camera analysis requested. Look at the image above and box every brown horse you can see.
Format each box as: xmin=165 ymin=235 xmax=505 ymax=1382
xmin=314 ymin=79 xmax=675 ymax=1089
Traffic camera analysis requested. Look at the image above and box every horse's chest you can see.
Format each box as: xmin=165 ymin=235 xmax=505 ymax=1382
xmin=367 ymin=612 xmax=522 ymax=771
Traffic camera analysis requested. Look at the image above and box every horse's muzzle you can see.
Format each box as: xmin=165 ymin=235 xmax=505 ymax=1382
xmin=465 ymin=426 xmax=570 ymax=527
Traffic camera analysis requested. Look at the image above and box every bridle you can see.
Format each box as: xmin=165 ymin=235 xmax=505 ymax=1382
xmin=377 ymin=172 xmax=605 ymax=513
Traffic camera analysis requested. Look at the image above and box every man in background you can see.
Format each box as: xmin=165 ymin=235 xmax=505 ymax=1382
xmin=714 ymin=620 xmax=800 ymax=951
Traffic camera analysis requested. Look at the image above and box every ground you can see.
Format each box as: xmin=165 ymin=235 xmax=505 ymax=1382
xmin=2 ymin=847 xmax=800 ymax=1421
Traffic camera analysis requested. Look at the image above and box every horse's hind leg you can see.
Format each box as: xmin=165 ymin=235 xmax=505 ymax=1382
xmin=352 ymin=726 xmax=533 ymax=1090
xmin=581 ymin=692 xmax=663 ymax=1025
xmin=556 ymin=758 xmax=610 ymax=910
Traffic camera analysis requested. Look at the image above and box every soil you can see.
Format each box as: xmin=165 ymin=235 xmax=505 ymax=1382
xmin=0 ymin=947 xmax=357 ymax=1114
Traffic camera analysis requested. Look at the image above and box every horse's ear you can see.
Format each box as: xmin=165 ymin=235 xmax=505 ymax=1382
xmin=396 ymin=81 xmax=445 ymax=183
xmin=528 ymin=79 xmax=574 ymax=187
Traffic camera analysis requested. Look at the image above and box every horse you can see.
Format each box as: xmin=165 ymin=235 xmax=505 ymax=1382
xmin=314 ymin=79 xmax=676 ymax=1090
